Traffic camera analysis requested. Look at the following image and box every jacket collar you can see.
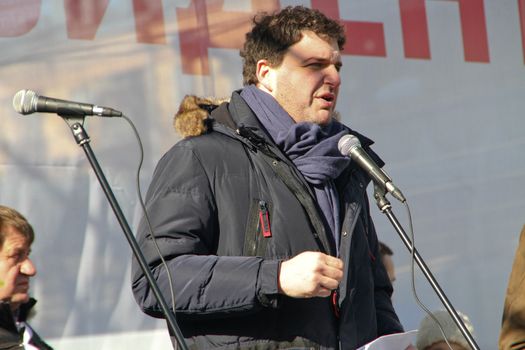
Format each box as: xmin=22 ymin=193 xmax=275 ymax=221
xmin=0 ymin=298 xmax=37 ymax=331
xmin=212 ymin=89 xmax=385 ymax=168
xmin=174 ymin=89 xmax=383 ymax=170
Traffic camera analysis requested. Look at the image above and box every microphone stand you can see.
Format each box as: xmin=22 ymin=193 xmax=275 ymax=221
xmin=62 ymin=115 xmax=189 ymax=350
xmin=373 ymin=184 xmax=480 ymax=350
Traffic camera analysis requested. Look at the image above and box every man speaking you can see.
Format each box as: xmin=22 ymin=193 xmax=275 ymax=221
xmin=132 ymin=5 xmax=403 ymax=349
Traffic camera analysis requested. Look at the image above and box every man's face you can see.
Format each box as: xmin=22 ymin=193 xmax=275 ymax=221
xmin=257 ymin=30 xmax=342 ymax=125
xmin=0 ymin=226 xmax=36 ymax=310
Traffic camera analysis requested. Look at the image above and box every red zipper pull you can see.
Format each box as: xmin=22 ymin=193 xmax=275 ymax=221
xmin=331 ymin=289 xmax=340 ymax=318
xmin=259 ymin=200 xmax=272 ymax=238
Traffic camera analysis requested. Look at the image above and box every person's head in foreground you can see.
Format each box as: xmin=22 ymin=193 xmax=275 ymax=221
xmin=416 ymin=310 xmax=474 ymax=350
xmin=0 ymin=205 xmax=36 ymax=311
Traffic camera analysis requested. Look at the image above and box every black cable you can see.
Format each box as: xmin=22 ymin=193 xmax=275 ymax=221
xmin=122 ymin=115 xmax=177 ymax=315
xmin=403 ymin=201 xmax=454 ymax=350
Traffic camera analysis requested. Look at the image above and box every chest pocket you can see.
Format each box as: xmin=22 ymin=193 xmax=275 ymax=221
xmin=243 ymin=199 xmax=273 ymax=257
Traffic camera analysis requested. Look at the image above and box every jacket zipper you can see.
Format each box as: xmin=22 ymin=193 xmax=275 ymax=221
xmin=258 ymin=200 xmax=272 ymax=238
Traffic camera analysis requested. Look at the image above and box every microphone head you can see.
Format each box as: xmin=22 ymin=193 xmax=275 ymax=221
xmin=13 ymin=89 xmax=38 ymax=115
xmin=338 ymin=134 xmax=361 ymax=156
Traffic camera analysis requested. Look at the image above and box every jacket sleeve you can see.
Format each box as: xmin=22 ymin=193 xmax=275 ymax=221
xmin=131 ymin=141 xmax=281 ymax=320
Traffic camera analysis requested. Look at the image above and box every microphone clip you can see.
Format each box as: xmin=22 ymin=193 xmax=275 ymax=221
xmin=372 ymin=182 xmax=392 ymax=212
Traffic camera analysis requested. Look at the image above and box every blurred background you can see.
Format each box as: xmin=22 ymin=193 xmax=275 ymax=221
xmin=1 ymin=0 xmax=523 ymax=348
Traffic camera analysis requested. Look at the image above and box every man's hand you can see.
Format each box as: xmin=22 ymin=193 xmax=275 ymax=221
xmin=278 ymin=251 xmax=344 ymax=298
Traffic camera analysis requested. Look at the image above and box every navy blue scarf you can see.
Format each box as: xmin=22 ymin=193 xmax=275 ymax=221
xmin=241 ymin=85 xmax=350 ymax=248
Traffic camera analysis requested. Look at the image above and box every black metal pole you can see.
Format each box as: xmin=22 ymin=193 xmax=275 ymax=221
xmin=65 ymin=118 xmax=189 ymax=350
xmin=373 ymin=185 xmax=479 ymax=350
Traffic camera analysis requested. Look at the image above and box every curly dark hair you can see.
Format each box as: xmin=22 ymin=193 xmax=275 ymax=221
xmin=240 ymin=6 xmax=346 ymax=86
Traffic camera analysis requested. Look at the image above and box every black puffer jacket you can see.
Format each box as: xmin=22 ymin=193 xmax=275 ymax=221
xmin=132 ymin=91 xmax=403 ymax=349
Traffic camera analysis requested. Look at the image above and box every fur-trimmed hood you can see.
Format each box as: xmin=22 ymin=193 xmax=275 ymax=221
xmin=173 ymin=95 xmax=229 ymax=138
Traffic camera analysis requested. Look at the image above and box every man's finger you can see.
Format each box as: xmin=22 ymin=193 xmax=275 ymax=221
xmin=316 ymin=287 xmax=332 ymax=298
xmin=319 ymin=275 xmax=340 ymax=291
xmin=321 ymin=265 xmax=344 ymax=282
xmin=324 ymin=255 xmax=344 ymax=270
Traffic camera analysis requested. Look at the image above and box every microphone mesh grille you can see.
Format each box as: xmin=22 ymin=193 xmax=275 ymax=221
xmin=338 ymin=134 xmax=361 ymax=156
xmin=12 ymin=89 xmax=37 ymax=114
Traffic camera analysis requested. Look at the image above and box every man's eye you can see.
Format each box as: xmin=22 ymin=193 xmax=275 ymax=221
xmin=10 ymin=252 xmax=27 ymax=262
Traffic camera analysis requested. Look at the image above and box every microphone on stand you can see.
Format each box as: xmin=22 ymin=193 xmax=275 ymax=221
xmin=338 ymin=134 xmax=406 ymax=203
xmin=12 ymin=89 xmax=122 ymax=117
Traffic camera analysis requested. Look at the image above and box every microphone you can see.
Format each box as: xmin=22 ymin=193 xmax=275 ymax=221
xmin=12 ymin=89 xmax=122 ymax=117
xmin=338 ymin=134 xmax=406 ymax=203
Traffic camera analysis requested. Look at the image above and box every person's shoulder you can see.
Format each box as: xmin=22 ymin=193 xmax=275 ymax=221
xmin=159 ymin=122 xmax=238 ymax=170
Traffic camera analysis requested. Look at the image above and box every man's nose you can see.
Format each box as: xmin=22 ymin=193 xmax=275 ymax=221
xmin=20 ymin=257 xmax=37 ymax=276
xmin=325 ymin=65 xmax=341 ymax=88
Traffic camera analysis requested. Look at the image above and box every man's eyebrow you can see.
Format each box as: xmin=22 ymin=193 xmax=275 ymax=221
xmin=303 ymin=56 xmax=331 ymax=62
xmin=302 ymin=56 xmax=343 ymax=68
xmin=302 ymin=57 xmax=339 ymax=65
xmin=6 ymin=245 xmax=29 ymax=255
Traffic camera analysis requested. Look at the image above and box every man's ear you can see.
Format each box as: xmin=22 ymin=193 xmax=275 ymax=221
xmin=256 ymin=59 xmax=274 ymax=92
